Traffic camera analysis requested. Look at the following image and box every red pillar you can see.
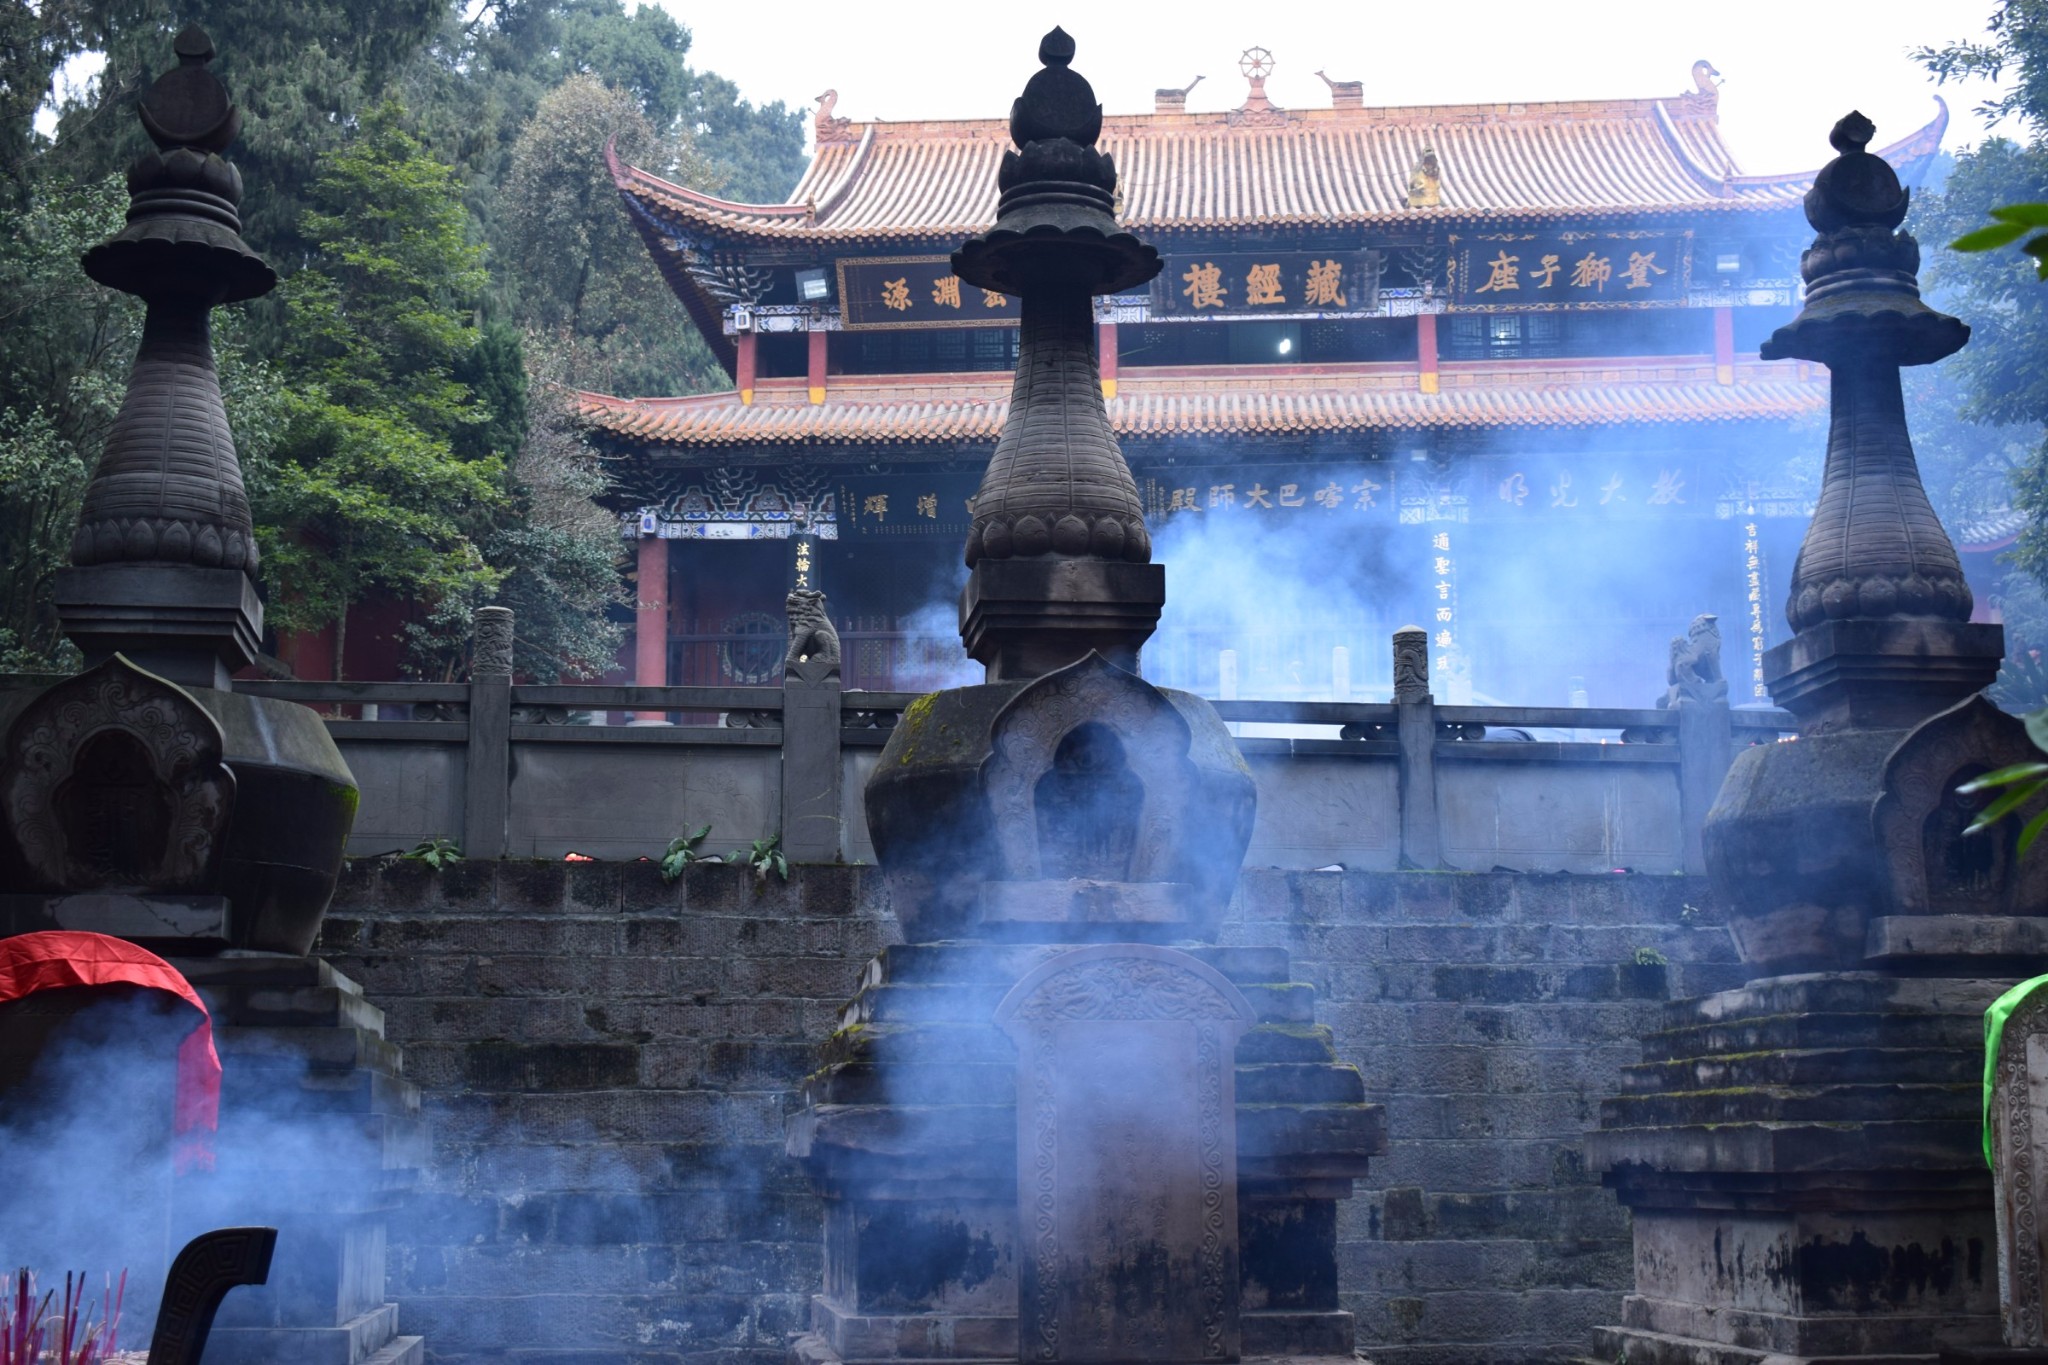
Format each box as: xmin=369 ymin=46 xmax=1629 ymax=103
xmin=807 ymin=329 xmax=828 ymax=405
xmin=1713 ymin=306 xmax=1735 ymax=385
xmin=736 ymin=331 xmax=758 ymax=405
xmin=1098 ymin=320 xmax=1118 ymax=399
xmin=634 ymin=533 xmax=670 ymax=723
xmin=1416 ymin=312 xmax=1440 ymax=394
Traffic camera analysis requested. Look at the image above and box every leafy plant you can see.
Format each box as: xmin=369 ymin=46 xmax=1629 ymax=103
xmin=660 ymin=825 xmax=712 ymax=883
xmin=1632 ymin=947 xmax=1669 ymax=967
xmin=730 ymin=834 xmax=789 ymax=883
xmin=1953 ymin=203 xmax=2048 ymax=278
xmin=1963 ymin=708 xmax=2048 ymax=853
xmin=401 ymin=837 xmax=463 ymax=870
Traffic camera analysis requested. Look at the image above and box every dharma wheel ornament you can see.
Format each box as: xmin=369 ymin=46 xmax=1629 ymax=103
xmin=951 ymin=28 xmax=1165 ymax=681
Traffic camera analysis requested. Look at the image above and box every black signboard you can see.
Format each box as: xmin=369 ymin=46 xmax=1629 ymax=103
xmin=1151 ymin=252 xmax=1380 ymax=317
xmin=1139 ymin=457 xmax=1746 ymax=528
xmin=837 ymin=474 xmax=982 ymax=538
xmin=1446 ymin=231 xmax=1690 ymax=310
xmin=838 ymin=256 xmax=1023 ymax=330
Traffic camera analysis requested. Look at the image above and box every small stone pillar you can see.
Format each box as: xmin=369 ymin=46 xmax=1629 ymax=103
xmin=780 ymin=582 xmax=843 ymax=863
xmin=462 ymin=606 xmax=513 ymax=860
xmin=1391 ymin=626 xmax=1440 ymax=869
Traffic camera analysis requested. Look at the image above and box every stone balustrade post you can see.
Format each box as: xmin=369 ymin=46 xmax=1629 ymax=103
xmin=463 ymin=605 xmax=513 ymax=859
xmin=779 ymin=588 xmax=844 ymax=862
xmin=1675 ymin=701 xmax=1733 ymax=875
xmin=1392 ymin=626 xmax=1441 ymax=869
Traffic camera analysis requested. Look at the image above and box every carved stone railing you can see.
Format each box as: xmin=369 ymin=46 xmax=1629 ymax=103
xmin=149 ymin=613 xmax=1792 ymax=868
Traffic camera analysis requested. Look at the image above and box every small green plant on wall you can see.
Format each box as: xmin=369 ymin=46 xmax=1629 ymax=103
xmin=401 ymin=837 xmax=463 ymax=870
xmin=732 ymin=834 xmax=790 ymax=884
xmin=660 ymin=825 xmax=712 ymax=883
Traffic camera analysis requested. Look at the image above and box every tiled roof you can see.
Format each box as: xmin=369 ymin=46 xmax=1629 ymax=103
xmin=577 ymin=359 xmax=1826 ymax=448
xmin=613 ymin=90 xmax=1947 ymax=247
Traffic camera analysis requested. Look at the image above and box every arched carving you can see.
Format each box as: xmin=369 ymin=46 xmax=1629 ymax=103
xmin=1873 ymin=694 xmax=2048 ymax=914
xmin=2 ymin=656 xmax=233 ymax=892
xmin=983 ymin=653 xmax=1194 ymax=882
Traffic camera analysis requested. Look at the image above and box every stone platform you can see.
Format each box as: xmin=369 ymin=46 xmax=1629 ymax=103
xmin=788 ymin=936 xmax=1382 ymax=1364
xmin=1587 ymin=972 xmax=2002 ymax=1365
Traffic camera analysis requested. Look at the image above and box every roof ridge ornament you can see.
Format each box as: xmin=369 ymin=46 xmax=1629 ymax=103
xmin=1230 ymin=45 xmax=1288 ymax=126
xmin=1317 ymin=68 xmax=1364 ymax=111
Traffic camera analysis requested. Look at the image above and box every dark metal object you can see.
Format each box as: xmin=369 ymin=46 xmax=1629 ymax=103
xmin=58 ymin=23 xmax=273 ymax=691
xmin=143 ymin=1226 xmax=276 ymax=1365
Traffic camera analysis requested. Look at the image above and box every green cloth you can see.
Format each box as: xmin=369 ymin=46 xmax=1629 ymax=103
xmin=1984 ymin=974 xmax=2048 ymax=1168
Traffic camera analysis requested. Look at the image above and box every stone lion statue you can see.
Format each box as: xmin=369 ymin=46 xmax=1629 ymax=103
xmin=784 ymin=588 xmax=840 ymax=683
xmin=1662 ymin=612 xmax=1727 ymax=708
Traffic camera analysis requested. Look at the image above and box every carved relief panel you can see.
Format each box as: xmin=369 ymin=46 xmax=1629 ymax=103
xmin=994 ymin=946 xmax=1256 ymax=1363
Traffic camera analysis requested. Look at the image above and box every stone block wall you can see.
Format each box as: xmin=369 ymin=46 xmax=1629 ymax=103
xmin=315 ymin=861 xmax=1742 ymax=1365
xmin=1218 ymin=872 xmax=1743 ymax=1365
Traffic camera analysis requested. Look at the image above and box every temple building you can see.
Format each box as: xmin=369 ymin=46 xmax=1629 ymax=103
xmin=579 ymin=53 xmax=1950 ymax=705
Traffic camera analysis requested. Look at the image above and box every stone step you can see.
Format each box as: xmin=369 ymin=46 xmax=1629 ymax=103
xmin=1618 ymin=1045 xmax=1980 ymax=1093
xmin=869 ymin=942 xmax=1294 ymax=987
xmin=356 ymin=1336 xmax=423 ymax=1365
xmin=1239 ymin=1063 xmax=1367 ymax=1104
xmin=1647 ymin=974 xmax=2006 ymax=1034
xmin=201 ymin=1303 xmax=398 ymax=1365
xmin=220 ymin=1062 xmax=420 ymax=1116
xmin=1642 ymin=1009 xmax=1982 ymax=1063
xmin=1600 ymin=1081 xmax=1978 ymax=1129
xmin=1241 ymin=1309 xmax=1355 ymax=1357
xmin=200 ymin=982 xmax=387 ymax=1033
xmin=824 ymin=1020 xmax=1343 ymax=1070
xmin=1588 ymin=1324 xmax=1775 ymax=1365
xmin=803 ymin=1059 xmax=1362 ymax=1108
xmin=793 ymin=1098 xmax=1384 ymax=1170
xmin=840 ymin=980 xmax=1316 ymax=1028
xmin=823 ymin=1021 xmax=1014 ymax=1068
xmin=1240 ymin=1024 xmax=1342 ymax=1063
xmin=214 ymin=1025 xmax=403 ymax=1076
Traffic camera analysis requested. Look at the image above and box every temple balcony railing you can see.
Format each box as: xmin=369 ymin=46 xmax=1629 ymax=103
xmin=147 ymin=613 xmax=1795 ymax=874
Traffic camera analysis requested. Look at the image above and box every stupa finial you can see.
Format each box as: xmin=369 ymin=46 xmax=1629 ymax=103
xmin=949 ymin=28 xmax=1163 ymax=681
xmin=60 ymin=25 xmax=274 ymax=688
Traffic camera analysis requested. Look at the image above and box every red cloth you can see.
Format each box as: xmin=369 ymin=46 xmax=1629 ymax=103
xmin=0 ymin=931 xmax=220 ymax=1172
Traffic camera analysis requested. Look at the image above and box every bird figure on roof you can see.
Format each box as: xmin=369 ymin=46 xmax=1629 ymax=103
xmin=1691 ymin=60 xmax=1722 ymax=98
xmin=814 ymin=88 xmax=850 ymax=138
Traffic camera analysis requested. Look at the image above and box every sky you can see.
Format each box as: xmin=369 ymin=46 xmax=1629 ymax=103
xmin=659 ymin=0 xmax=2014 ymax=179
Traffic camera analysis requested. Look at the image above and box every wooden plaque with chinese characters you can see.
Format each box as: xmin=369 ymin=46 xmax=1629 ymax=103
xmin=838 ymin=255 xmax=1023 ymax=329
xmin=994 ymin=945 xmax=1257 ymax=1363
xmin=1447 ymin=230 xmax=1692 ymax=309
xmin=1153 ymin=252 xmax=1380 ymax=317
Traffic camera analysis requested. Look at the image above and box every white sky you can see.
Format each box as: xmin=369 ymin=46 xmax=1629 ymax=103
xmin=660 ymin=0 xmax=2014 ymax=179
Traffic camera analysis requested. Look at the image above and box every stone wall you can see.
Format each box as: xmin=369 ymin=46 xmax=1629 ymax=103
xmin=314 ymin=860 xmax=1743 ymax=1365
